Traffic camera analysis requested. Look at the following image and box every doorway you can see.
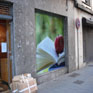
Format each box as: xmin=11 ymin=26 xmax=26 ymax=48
xmin=83 ymin=23 xmax=93 ymax=63
xmin=0 ymin=20 xmax=12 ymax=83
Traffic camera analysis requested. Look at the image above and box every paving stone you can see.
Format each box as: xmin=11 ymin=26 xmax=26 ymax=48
xmin=69 ymin=73 xmax=80 ymax=78
xmin=38 ymin=63 xmax=93 ymax=93
xmin=73 ymin=80 xmax=84 ymax=85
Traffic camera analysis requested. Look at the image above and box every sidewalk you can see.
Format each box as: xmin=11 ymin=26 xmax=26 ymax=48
xmin=38 ymin=63 xmax=93 ymax=93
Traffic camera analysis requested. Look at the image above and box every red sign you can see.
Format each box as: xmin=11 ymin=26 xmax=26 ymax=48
xmin=76 ymin=18 xmax=80 ymax=30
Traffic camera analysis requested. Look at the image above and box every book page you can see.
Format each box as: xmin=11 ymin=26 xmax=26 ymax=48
xmin=37 ymin=37 xmax=59 ymax=62
xmin=57 ymin=51 xmax=65 ymax=65
xmin=36 ymin=54 xmax=54 ymax=71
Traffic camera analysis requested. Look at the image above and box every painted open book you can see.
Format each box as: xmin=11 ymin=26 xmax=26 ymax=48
xmin=36 ymin=37 xmax=65 ymax=73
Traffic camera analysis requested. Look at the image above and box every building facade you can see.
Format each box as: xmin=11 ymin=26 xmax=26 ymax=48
xmin=0 ymin=0 xmax=92 ymax=84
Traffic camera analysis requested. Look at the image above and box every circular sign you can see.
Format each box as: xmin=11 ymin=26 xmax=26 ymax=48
xmin=76 ymin=18 xmax=80 ymax=30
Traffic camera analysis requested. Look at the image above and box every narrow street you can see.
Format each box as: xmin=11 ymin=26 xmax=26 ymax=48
xmin=38 ymin=63 xmax=93 ymax=93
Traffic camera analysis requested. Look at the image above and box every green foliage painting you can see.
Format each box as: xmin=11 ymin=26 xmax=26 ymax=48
xmin=35 ymin=12 xmax=64 ymax=46
xmin=36 ymin=11 xmax=65 ymax=74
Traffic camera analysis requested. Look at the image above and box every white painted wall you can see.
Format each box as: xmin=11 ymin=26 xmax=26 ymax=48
xmin=74 ymin=1 xmax=92 ymax=69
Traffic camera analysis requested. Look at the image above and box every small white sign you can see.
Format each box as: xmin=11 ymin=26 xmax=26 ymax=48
xmin=1 ymin=42 xmax=7 ymax=53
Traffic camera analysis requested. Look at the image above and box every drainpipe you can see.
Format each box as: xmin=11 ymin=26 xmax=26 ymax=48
xmin=66 ymin=0 xmax=68 ymax=11
xmin=76 ymin=18 xmax=80 ymax=69
xmin=77 ymin=28 xmax=79 ymax=69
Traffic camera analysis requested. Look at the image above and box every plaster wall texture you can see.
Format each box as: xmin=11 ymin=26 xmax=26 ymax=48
xmin=4 ymin=0 xmax=36 ymax=77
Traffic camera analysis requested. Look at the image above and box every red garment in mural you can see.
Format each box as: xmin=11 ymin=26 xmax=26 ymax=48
xmin=55 ymin=35 xmax=64 ymax=55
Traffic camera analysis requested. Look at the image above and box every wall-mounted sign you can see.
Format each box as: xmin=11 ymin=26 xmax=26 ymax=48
xmin=76 ymin=18 xmax=80 ymax=30
xmin=1 ymin=42 xmax=7 ymax=53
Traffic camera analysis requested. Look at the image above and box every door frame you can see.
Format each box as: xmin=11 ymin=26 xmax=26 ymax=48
xmin=0 ymin=15 xmax=15 ymax=82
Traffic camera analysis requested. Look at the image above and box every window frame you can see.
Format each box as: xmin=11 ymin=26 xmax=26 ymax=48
xmin=74 ymin=0 xmax=93 ymax=15
xmin=82 ymin=0 xmax=90 ymax=6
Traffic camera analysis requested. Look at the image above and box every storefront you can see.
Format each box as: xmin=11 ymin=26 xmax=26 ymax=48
xmin=0 ymin=1 xmax=13 ymax=84
xmin=1 ymin=0 xmax=87 ymax=84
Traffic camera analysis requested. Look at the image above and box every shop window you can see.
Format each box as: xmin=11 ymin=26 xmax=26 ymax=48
xmin=0 ymin=2 xmax=12 ymax=15
xmin=35 ymin=10 xmax=65 ymax=75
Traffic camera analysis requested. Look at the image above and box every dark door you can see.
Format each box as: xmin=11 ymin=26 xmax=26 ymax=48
xmin=0 ymin=20 xmax=12 ymax=83
xmin=83 ymin=25 xmax=93 ymax=63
